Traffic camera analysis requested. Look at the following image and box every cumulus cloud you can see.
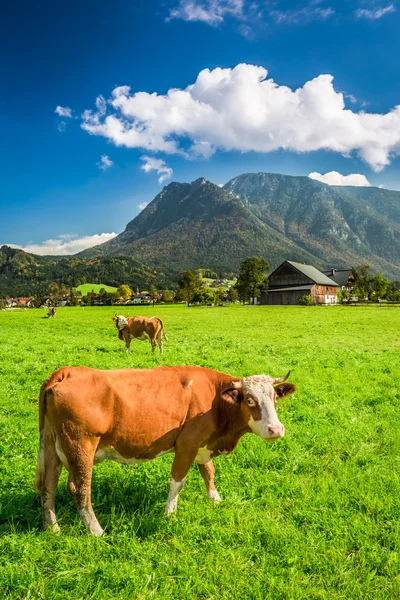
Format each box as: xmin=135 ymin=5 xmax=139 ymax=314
xmin=140 ymin=156 xmax=173 ymax=184
xmin=355 ymin=4 xmax=395 ymax=19
xmin=168 ymin=0 xmax=244 ymax=24
xmin=97 ymin=154 xmax=114 ymax=171
xmin=6 ymin=233 xmax=118 ymax=256
xmin=55 ymin=106 xmax=72 ymax=118
xmin=81 ymin=63 xmax=400 ymax=172
xmin=138 ymin=202 xmax=150 ymax=211
xmin=308 ymin=171 xmax=371 ymax=186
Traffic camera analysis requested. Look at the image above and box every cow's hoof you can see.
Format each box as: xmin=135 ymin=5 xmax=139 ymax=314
xmin=208 ymin=490 xmax=222 ymax=503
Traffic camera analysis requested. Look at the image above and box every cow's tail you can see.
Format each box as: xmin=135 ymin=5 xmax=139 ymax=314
xmin=159 ymin=318 xmax=169 ymax=341
xmin=34 ymin=383 xmax=49 ymax=494
xmin=34 ymin=371 xmax=64 ymax=494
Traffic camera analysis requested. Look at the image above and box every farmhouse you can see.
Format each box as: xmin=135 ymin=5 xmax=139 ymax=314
xmin=323 ymin=268 xmax=355 ymax=297
xmin=259 ymin=261 xmax=339 ymax=305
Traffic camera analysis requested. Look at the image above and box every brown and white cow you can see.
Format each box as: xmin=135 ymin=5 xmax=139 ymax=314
xmin=35 ymin=365 xmax=295 ymax=536
xmin=113 ymin=314 xmax=168 ymax=354
xmin=47 ymin=307 xmax=56 ymax=318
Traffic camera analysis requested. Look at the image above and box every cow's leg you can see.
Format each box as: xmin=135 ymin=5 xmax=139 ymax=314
xmin=39 ymin=431 xmax=62 ymax=532
xmin=198 ymin=460 xmax=221 ymax=503
xmin=65 ymin=437 xmax=103 ymax=537
xmin=165 ymin=443 xmax=198 ymax=516
xmin=156 ymin=331 xmax=163 ymax=354
xmin=124 ymin=334 xmax=131 ymax=354
xmin=150 ymin=336 xmax=157 ymax=353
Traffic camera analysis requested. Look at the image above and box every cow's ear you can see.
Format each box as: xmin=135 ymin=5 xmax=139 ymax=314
xmin=274 ymin=383 xmax=296 ymax=398
xmin=112 ymin=317 xmax=117 ymax=322
xmin=221 ymin=387 xmax=243 ymax=403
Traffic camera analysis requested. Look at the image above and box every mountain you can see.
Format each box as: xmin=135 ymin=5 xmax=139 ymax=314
xmin=0 ymin=246 xmax=163 ymax=297
xmin=80 ymin=173 xmax=400 ymax=279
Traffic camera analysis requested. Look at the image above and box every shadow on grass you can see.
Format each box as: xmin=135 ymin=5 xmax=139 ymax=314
xmin=0 ymin=472 xmax=167 ymax=538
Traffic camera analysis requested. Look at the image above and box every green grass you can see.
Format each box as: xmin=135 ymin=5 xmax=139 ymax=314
xmin=0 ymin=305 xmax=399 ymax=599
xmin=75 ymin=283 xmax=118 ymax=295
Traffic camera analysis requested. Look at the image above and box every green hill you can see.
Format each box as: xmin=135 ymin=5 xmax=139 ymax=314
xmin=76 ymin=283 xmax=118 ymax=295
xmin=0 ymin=246 xmax=165 ymax=297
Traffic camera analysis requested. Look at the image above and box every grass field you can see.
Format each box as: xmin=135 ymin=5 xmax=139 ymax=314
xmin=0 ymin=305 xmax=399 ymax=599
xmin=75 ymin=283 xmax=118 ymax=295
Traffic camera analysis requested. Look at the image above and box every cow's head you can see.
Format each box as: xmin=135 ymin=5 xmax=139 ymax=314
xmin=222 ymin=372 xmax=295 ymax=441
xmin=112 ymin=315 xmax=129 ymax=330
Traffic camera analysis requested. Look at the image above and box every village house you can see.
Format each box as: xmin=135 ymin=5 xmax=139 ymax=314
xmin=258 ymin=261 xmax=339 ymax=305
xmin=323 ymin=269 xmax=356 ymax=299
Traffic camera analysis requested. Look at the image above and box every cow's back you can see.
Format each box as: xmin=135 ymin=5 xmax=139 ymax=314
xmin=43 ymin=366 xmax=227 ymax=455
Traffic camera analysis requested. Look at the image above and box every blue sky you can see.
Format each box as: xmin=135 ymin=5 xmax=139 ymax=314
xmin=1 ymin=0 xmax=400 ymax=253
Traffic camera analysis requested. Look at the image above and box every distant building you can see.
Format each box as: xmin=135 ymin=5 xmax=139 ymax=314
xmin=323 ymin=269 xmax=355 ymax=298
xmin=259 ymin=261 xmax=339 ymax=305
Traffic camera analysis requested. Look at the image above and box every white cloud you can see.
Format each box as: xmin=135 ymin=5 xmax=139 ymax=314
xmin=138 ymin=202 xmax=149 ymax=210
xmin=140 ymin=155 xmax=173 ymax=184
xmin=355 ymin=4 xmax=395 ymax=19
xmin=168 ymin=0 xmax=244 ymax=24
xmin=270 ymin=5 xmax=334 ymax=24
xmin=55 ymin=106 xmax=72 ymax=118
xmin=97 ymin=154 xmax=114 ymax=171
xmin=6 ymin=233 xmax=118 ymax=256
xmin=57 ymin=121 xmax=67 ymax=133
xmin=308 ymin=171 xmax=371 ymax=186
xmin=81 ymin=63 xmax=400 ymax=172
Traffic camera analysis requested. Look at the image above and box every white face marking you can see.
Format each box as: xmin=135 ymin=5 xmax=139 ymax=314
xmin=195 ymin=447 xmax=212 ymax=464
xmin=117 ymin=315 xmax=128 ymax=330
xmin=208 ymin=489 xmax=222 ymax=503
xmin=242 ymin=375 xmax=284 ymax=440
xmin=165 ymin=476 xmax=186 ymax=516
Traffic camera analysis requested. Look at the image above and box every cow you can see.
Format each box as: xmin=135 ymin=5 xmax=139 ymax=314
xmin=112 ymin=314 xmax=168 ymax=354
xmin=47 ymin=307 xmax=56 ymax=318
xmin=34 ymin=365 xmax=295 ymax=536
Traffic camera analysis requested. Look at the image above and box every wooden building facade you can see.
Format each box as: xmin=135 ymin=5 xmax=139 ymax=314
xmin=259 ymin=261 xmax=339 ymax=305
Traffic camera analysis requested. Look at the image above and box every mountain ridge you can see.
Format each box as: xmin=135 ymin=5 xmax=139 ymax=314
xmin=79 ymin=172 xmax=400 ymax=278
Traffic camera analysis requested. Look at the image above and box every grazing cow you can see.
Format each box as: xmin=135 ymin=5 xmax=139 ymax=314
xmin=35 ymin=365 xmax=295 ymax=536
xmin=113 ymin=315 xmax=168 ymax=354
xmin=47 ymin=307 xmax=56 ymax=318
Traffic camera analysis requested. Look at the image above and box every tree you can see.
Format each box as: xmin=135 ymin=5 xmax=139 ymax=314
xmin=235 ymin=257 xmax=270 ymax=303
xmin=117 ymin=285 xmax=133 ymax=299
xmin=352 ymin=265 xmax=372 ymax=300
xmin=337 ymin=289 xmax=349 ymax=303
xmin=193 ymin=288 xmax=216 ymax=305
xmin=227 ymin=287 xmax=239 ymax=303
xmin=177 ymin=270 xmax=201 ymax=305
xmin=149 ymin=284 xmax=158 ymax=300
xmin=161 ymin=290 xmax=173 ymax=302
xmin=370 ymin=273 xmax=390 ymax=301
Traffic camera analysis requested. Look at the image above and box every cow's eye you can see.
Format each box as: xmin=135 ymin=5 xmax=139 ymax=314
xmin=247 ymin=397 xmax=257 ymax=407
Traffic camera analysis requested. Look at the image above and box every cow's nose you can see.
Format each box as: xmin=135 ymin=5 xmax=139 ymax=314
xmin=268 ymin=424 xmax=285 ymax=438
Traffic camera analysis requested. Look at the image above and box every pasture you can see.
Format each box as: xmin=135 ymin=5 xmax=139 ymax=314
xmin=0 ymin=305 xmax=399 ymax=599
xmin=75 ymin=283 xmax=118 ymax=295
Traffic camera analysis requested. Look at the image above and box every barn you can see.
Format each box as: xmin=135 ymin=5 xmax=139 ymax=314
xmin=259 ymin=261 xmax=339 ymax=305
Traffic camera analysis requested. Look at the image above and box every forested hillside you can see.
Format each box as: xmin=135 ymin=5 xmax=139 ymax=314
xmin=0 ymin=246 xmax=164 ymax=296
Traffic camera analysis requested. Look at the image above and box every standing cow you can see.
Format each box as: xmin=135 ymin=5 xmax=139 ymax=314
xmin=34 ymin=365 xmax=295 ymax=536
xmin=47 ymin=307 xmax=57 ymax=318
xmin=113 ymin=315 xmax=168 ymax=354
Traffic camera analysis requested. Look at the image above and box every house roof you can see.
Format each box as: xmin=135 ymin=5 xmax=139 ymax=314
xmin=285 ymin=261 xmax=339 ymax=286
xmin=322 ymin=269 xmax=353 ymax=287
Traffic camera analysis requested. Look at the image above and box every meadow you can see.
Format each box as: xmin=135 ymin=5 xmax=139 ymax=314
xmin=0 ymin=304 xmax=399 ymax=599
xmin=75 ymin=283 xmax=118 ymax=295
